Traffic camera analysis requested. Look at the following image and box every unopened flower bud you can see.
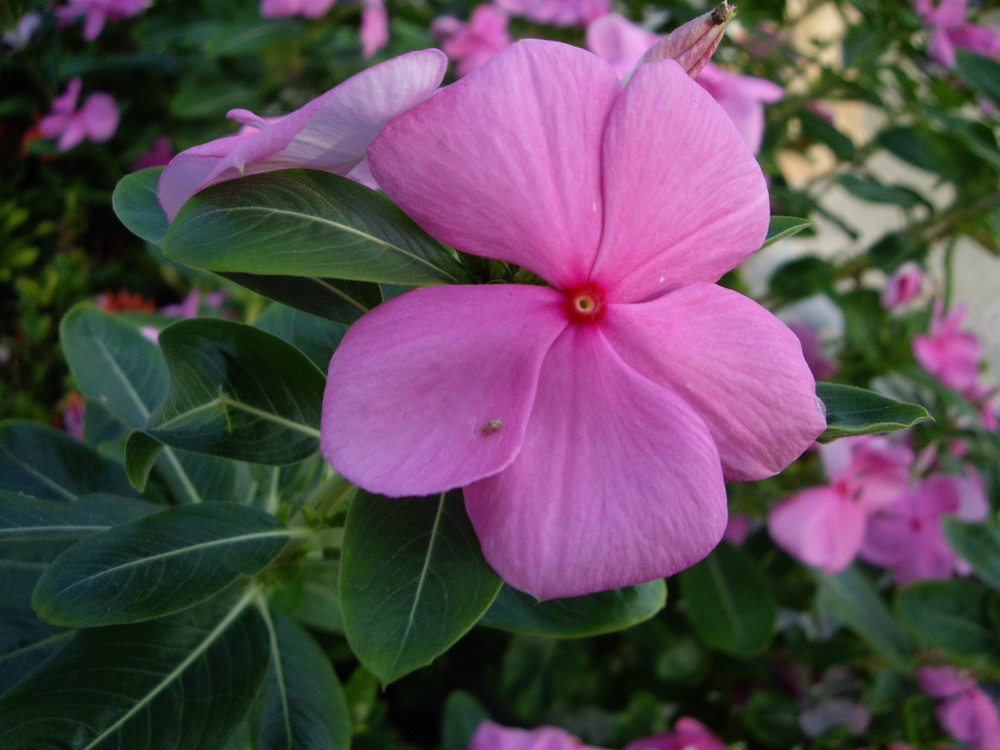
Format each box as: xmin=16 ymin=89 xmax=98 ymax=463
xmin=640 ymin=3 xmax=736 ymax=78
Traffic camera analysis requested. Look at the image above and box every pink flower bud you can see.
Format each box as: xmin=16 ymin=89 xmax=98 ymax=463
xmin=881 ymin=262 xmax=923 ymax=308
xmin=640 ymin=3 xmax=736 ymax=78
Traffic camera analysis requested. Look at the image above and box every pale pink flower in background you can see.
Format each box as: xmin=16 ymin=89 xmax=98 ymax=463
xmin=160 ymin=288 xmax=227 ymax=318
xmin=131 ymin=135 xmax=174 ymax=170
xmin=3 ymin=12 xmax=42 ymax=49
xmin=860 ymin=470 xmax=988 ymax=583
xmin=495 ymin=0 xmax=609 ymax=27
xmin=788 ymin=321 xmax=838 ymax=380
xmin=913 ymin=0 xmax=1000 ymax=68
xmin=695 ymin=62 xmax=784 ymax=153
xmin=323 ymin=41 xmax=824 ymax=599
xmin=359 ymin=0 xmax=388 ymax=57
xmin=39 ymin=78 xmax=119 ymax=152
xmin=260 ymin=0 xmax=337 ymax=19
xmin=585 ymin=13 xmax=658 ymax=78
xmin=432 ymin=4 xmax=513 ymax=77
xmin=917 ymin=666 xmax=1000 ymax=750
xmin=768 ymin=436 xmax=912 ymax=573
xmin=881 ymin=262 xmax=924 ymax=309
xmin=471 ymin=721 xmax=606 ymax=749
xmin=157 ymin=49 xmax=447 ymax=220
xmin=913 ymin=301 xmax=981 ymax=392
xmin=56 ymin=0 xmax=151 ymax=41
xmin=625 ymin=717 xmax=727 ymax=750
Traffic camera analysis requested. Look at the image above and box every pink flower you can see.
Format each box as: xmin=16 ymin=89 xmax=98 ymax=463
xmin=132 ymin=135 xmax=174 ymax=170
xmin=432 ymin=5 xmax=513 ymax=77
xmin=494 ymin=0 xmax=609 ymax=27
xmin=913 ymin=0 xmax=1000 ymax=68
xmin=787 ymin=321 xmax=837 ymax=380
xmin=359 ymin=0 xmax=388 ymax=57
xmin=471 ymin=721 xmax=606 ymax=749
xmin=917 ymin=666 xmax=1000 ymax=750
xmin=768 ymin=436 xmax=913 ymax=573
xmin=55 ymin=0 xmax=151 ymax=41
xmin=860 ymin=471 xmax=988 ymax=583
xmin=39 ymin=78 xmax=119 ymax=152
xmin=625 ymin=717 xmax=726 ymax=750
xmin=322 ymin=41 xmax=825 ymax=599
xmin=3 ymin=12 xmax=42 ymax=49
xmin=260 ymin=0 xmax=337 ymax=19
xmin=157 ymin=49 xmax=447 ymax=220
xmin=585 ymin=13 xmax=659 ymax=78
xmin=912 ymin=301 xmax=981 ymax=393
xmin=881 ymin=262 xmax=923 ymax=309
xmin=695 ymin=62 xmax=784 ymax=154
xmin=723 ymin=513 xmax=752 ymax=546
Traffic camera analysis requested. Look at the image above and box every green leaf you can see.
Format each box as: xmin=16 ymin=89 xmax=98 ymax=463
xmin=679 ymin=542 xmax=777 ymax=655
xmin=254 ymin=608 xmax=351 ymax=750
xmin=480 ymin=580 xmax=666 ymax=637
xmin=33 ymin=503 xmax=295 ymax=627
xmin=769 ymin=256 xmax=834 ymax=301
xmin=441 ymin=691 xmax=489 ymax=750
xmin=0 ymin=587 xmax=270 ymax=750
xmin=112 ymin=167 xmax=169 ymax=245
xmin=124 ymin=319 xmax=324 ymax=487
xmin=956 ymin=50 xmax=1000 ymax=103
xmin=340 ymin=490 xmax=502 ymax=683
xmin=271 ymin=559 xmax=344 ymax=634
xmin=162 ymin=170 xmax=469 ymax=286
xmin=254 ymin=303 xmax=347 ymax=370
xmin=744 ymin=691 xmax=806 ymax=748
xmin=836 ymin=174 xmax=929 ymax=209
xmin=876 ymin=126 xmax=961 ymax=181
xmin=761 ymin=216 xmax=813 ymax=249
xmin=943 ymin=518 xmax=1000 ymax=590
xmin=0 ymin=611 xmax=71 ymax=696
xmin=896 ymin=579 xmax=1000 ymax=669
xmin=814 ymin=566 xmax=912 ymax=670
xmin=0 ymin=420 xmax=137 ymax=501
xmin=817 ymin=383 xmax=932 ymax=442
xmin=0 ymin=491 xmax=159 ymax=547
xmin=224 ymin=272 xmax=380 ymax=325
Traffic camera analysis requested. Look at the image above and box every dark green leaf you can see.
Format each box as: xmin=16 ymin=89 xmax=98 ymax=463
xmin=769 ymin=256 xmax=834 ymax=301
xmin=162 ymin=170 xmax=469 ymax=286
xmin=441 ymin=691 xmax=489 ymax=750
xmin=112 ymin=167 xmax=168 ymax=245
xmin=837 ymin=175 xmax=929 ymax=209
xmin=255 ymin=609 xmax=351 ymax=750
xmin=0 ymin=587 xmax=270 ymax=750
xmin=814 ymin=566 xmax=912 ymax=670
xmin=876 ymin=126 xmax=960 ymax=180
xmin=340 ymin=490 xmax=502 ymax=683
xmin=0 ymin=420 xmax=136 ymax=501
xmin=744 ymin=691 xmax=806 ymax=748
xmin=801 ymin=111 xmax=856 ymax=160
xmin=253 ymin=304 xmax=346 ymax=370
xmin=817 ymin=383 xmax=932 ymax=442
xmin=480 ymin=580 xmax=666 ymax=637
xmin=679 ymin=542 xmax=776 ymax=655
xmin=943 ymin=518 xmax=1000 ymax=590
xmin=0 ymin=611 xmax=71 ymax=696
xmin=33 ymin=503 xmax=294 ymax=627
xmin=761 ymin=216 xmax=813 ymax=249
xmin=956 ymin=50 xmax=1000 ymax=103
xmin=0 ymin=491 xmax=159 ymax=547
xmin=271 ymin=559 xmax=344 ymax=634
xmin=224 ymin=272 xmax=380 ymax=325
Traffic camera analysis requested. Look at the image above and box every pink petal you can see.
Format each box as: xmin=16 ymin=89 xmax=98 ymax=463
xmin=158 ymin=135 xmax=250 ymax=219
xmin=57 ymin=117 xmax=88 ymax=152
xmin=471 ymin=721 xmax=606 ymax=750
xmin=938 ymin=689 xmax=1000 ymax=750
xmin=917 ymin=665 xmax=972 ymax=699
xmin=601 ymin=283 xmax=824 ymax=481
xmin=950 ymin=24 xmax=1000 ymax=57
xmin=464 ymin=323 xmax=726 ymax=599
xmin=322 ymin=285 xmax=567 ymax=497
xmin=359 ymin=0 xmax=388 ymax=58
xmin=591 ymin=60 xmax=770 ymax=301
xmin=585 ymin=12 xmax=658 ymax=79
xmin=768 ymin=486 xmax=867 ymax=573
xmin=81 ymin=93 xmax=119 ymax=142
xmin=369 ymin=40 xmax=622 ymax=290
xmin=82 ymin=8 xmax=106 ymax=40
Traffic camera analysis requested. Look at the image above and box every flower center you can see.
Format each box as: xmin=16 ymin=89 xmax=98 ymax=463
xmin=565 ymin=286 xmax=605 ymax=323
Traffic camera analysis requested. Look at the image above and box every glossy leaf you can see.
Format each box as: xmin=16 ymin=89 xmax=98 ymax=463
xmin=761 ymin=216 xmax=813 ymax=249
xmin=254 ymin=608 xmax=351 ymax=750
xmin=0 ymin=587 xmax=269 ymax=750
xmin=224 ymin=272 xmax=380 ymax=325
xmin=679 ymin=542 xmax=777 ymax=655
xmin=254 ymin=303 xmax=347 ymax=370
xmin=0 ymin=420 xmax=136 ymax=501
xmin=112 ymin=166 xmax=169 ymax=245
xmin=340 ymin=490 xmax=502 ymax=684
xmin=943 ymin=518 xmax=1000 ymax=590
xmin=33 ymin=503 xmax=295 ymax=627
xmin=162 ymin=169 xmax=469 ymax=285
xmin=816 ymin=383 xmax=932 ymax=442
xmin=480 ymin=580 xmax=666 ymax=637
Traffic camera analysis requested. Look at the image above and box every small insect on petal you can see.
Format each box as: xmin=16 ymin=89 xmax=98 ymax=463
xmin=481 ymin=419 xmax=503 ymax=435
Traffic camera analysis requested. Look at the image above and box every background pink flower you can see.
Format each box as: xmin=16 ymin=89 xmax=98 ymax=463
xmin=56 ymin=0 xmax=151 ymax=41
xmin=881 ymin=262 xmax=924 ymax=308
xmin=260 ymin=0 xmax=337 ymax=19
xmin=39 ymin=78 xmax=119 ymax=152
xmin=495 ymin=0 xmax=609 ymax=27
xmin=432 ymin=4 xmax=513 ymax=77
xmin=912 ymin=301 xmax=981 ymax=392
xmin=917 ymin=666 xmax=1000 ymax=750
xmin=913 ymin=0 xmax=1000 ymax=67
xmin=695 ymin=62 xmax=784 ymax=153
xmin=625 ymin=717 xmax=726 ymax=750
xmin=471 ymin=721 xmax=607 ymax=749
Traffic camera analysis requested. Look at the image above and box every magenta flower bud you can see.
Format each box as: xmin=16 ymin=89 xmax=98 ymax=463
xmin=881 ymin=261 xmax=923 ymax=308
xmin=639 ymin=3 xmax=736 ymax=78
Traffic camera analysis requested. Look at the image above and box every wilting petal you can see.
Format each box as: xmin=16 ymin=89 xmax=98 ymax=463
xmin=465 ymin=324 xmax=726 ymax=599
xmin=768 ymin=486 xmax=867 ymax=573
xmin=592 ymin=60 xmax=770 ymax=301
xmin=369 ymin=40 xmax=621 ymax=289
xmin=322 ymin=285 xmax=567 ymax=496
xmin=602 ymin=283 xmax=823 ymax=481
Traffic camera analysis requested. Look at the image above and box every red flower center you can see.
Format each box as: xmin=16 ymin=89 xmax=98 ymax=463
xmin=565 ymin=285 xmax=605 ymax=323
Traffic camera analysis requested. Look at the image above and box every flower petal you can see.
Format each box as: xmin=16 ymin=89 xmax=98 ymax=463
xmin=158 ymin=135 xmax=250 ymax=220
xmin=322 ymin=284 xmax=567 ymax=496
xmin=369 ymin=40 xmax=622 ymax=289
xmin=768 ymin=487 xmax=866 ymax=573
xmin=602 ymin=283 xmax=825 ymax=481
xmin=464 ymin=323 xmax=726 ymax=599
xmin=591 ymin=59 xmax=770 ymax=301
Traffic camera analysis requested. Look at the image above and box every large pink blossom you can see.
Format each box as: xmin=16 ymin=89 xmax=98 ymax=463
xmin=625 ymin=717 xmax=726 ymax=750
xmin=321 ymin=41 xmax=825 ymax=599
xmin=768 ymin=436 xmax=912 ymax=573
xmin=471 ymin=721 xmax=606 ymax=749
xmin=913 ymin=0 xmax=1000 ymax=68
xmin=917 ymin=666 xmax=1000 ymax=750
xmin=912 ymin=301 xmax=981 ymax=392
xmin=432 ymin=4 xmax=513 ymax=77
xmin=56 ymin=0 xmax=150 ymax=41
xmin=495 ymin=0 xmax=609 ymax=27
xmin=157 ymin=49 xmax=446 ymax=220
xmin=39 ymin=78 xmax=119 ymax=152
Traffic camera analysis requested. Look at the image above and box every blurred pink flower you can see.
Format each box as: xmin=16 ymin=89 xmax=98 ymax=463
xmin=60 ymin=392 xmax=87 ymax=441
xmin=495 ymin=0 xmax=609 ymax=27
xmin=471 ymin=721 xmax=606 ymax=749
xmin=3 ymin=12 xmax=42 ymax=49
xmin=913 ymin=301 xmax=981 ymax=393
xmin=768 ymin=436 xmax=913 ymax=573
xmin=432 ymin=4 xmax=513 ymax=77
xmin=260 ymin=0 xmax=337 ymax=19
xmin=788 ymin=321 xmax=837 ymax=380
xmin=723 ymin=513 xmax=752 ymax=545
xmin=132 ymin=135 xmax=174 ymax=170
xmin=323 ymin=41 xmax=824 ymax=598
xmin=39 ymin=78 xmax=119 ymax=152
xmin=359 ymin=0 xmax=388 ymax=57
xmin=625 ymin=717 xmax=726 ymax=750
xmin=56 ymin=0 xmax=151 ymax=41
xmin=585 ymin=12 xmax=657 ymax=79
xmin=157 ymin=49 xmax=447 ymax=220
xmin=695 ymin=62 xmax=784 ymax=153
xmin=881 ymin=262 xmax=923 ymax=309
xmin=913 ymin=0 xmax=1000 ymax=68
xmin=917 ymin=665 xmax=1000 ymax=750
xmin=860 ymin=470 xmax=988 ymax=583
